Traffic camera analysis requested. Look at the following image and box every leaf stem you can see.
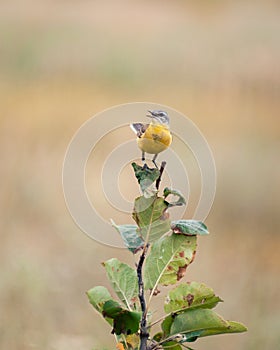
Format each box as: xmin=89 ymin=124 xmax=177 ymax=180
xmin=137 ymin=244 xmax=150 ymax=350
xmin=148 ymin=305 xmax=190 ymax=330
xmin=149 ymin=334 xmax=182 ymax=350
xmin=147 ymin=313 xmax=168 ymax=329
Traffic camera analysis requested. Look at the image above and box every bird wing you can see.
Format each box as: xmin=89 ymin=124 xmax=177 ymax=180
xmin=130 ymin=123 xmax=149 ymax=138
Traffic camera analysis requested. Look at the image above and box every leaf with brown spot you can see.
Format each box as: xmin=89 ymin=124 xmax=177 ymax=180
xmin=164 ymin=282 xmax=223 ymax=314
xmin=186 ymin=293 xmax=194 ymax=307
xmin=144 ymin=234 xmax=197 ymax=292
xmin=177 ymin=266 xmax=187 ymax=281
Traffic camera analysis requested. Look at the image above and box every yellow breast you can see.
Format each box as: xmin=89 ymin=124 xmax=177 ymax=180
xmin=137 ymin=123 xmax=172 ymax=154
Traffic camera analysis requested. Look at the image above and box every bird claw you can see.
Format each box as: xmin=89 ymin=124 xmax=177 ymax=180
xmin=142 ymin=163 xmax=148 ymax=170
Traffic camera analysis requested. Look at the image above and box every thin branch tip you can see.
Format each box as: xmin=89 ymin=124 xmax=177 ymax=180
xmin=156 ymin=161 xmax=167 ymax=190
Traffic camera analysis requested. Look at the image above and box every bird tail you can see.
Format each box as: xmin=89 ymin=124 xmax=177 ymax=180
xmin=130 ymin=123 xmax=148 ymax=137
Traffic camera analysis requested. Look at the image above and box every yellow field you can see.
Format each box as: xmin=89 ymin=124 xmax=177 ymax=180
xmin=1 ymin=1 xmax=280 ymax=349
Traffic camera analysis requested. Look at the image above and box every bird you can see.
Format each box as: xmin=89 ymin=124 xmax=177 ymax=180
xmin=130 ymin=110 xmax=172 ymax=167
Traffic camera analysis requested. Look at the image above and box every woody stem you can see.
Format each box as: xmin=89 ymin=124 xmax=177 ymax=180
xmin=137 ymin=244 xmax=149 ymax=350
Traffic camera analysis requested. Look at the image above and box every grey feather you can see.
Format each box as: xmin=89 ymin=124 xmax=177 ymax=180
xmin=130 ymin=123 xmax=149 ymax=138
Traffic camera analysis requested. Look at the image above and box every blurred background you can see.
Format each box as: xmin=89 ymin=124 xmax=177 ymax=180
xmin=1 ymin=0 xmax=280 ymax=349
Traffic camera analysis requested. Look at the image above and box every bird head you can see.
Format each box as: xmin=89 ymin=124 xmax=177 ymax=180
xmin=146 ymin=110 xmax=170 ymax=125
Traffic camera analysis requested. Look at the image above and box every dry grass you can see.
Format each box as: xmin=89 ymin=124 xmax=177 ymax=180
xmin=0 ymin=1 xmax=280 ymax=349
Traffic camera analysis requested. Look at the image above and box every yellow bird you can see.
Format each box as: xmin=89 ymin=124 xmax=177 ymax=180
xmin=130 ymin=110 xmax=172 ymax=167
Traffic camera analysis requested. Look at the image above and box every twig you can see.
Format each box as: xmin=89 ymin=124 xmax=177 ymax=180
xmin=137 ymin=244 xmax=150 ymax=350
xmin=149 ymin=334 xmax=184 ymax=350
xmin=147 ymin=313 xmax=169 ymax=329
xmin=156 ymin=161 xmax=166 ymax=190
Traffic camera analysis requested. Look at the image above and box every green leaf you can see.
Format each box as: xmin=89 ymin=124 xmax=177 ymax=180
xmin=153 ymin=332 xmax=163 ymax=342
xmin=162 ymin=341 xmax=182 ymax=349
xmin=86 ymin=286 xmax=114 ymax=326
xmin=170 ymin=308 xmax=229 ymax=336
xmin=111 ymin=222 xmax=144 ymax=253
xmin=132 ymin=162 xmax=160 ymax=197
xmin=198 ymin=320 xmax=248 ymax=338
xmin=87 ymin=286 xmax=112 ymax=313
xmin=133 ymin=195 xmax=171 ymax=242
xmin=163 ymin=188 xmax=186 ymax=207
xmin=164 ymin=282 xmax=222 ymax=313
xmin=161 ymin=310 xmax=247 ymax=342
xmin=103 ymin=258 xmax=138 ymax=310
xmin=102 ymin=300 xmax=141 ymax=335
xmin=161 ymin=314 xmax=174 ymax=337
xmin=154 ymin=333 xmax=184 ymax=350
xmin=144 ymin=234 xmax=197 ymax=291
xmin=171 ymin=220 xmax=209 ymax=236
xmin=177 ymin=321 xmax=247 ymax=342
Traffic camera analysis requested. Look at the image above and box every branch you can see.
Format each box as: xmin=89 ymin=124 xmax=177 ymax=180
xmin=137 ymin=244 xmax=150 ymax=350
xmin=156 ymin=161 xmax=166 ymax=190
xmin=137 ymin=161 xmax=167 ymax=350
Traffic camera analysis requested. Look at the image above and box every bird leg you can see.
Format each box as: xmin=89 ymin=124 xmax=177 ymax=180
xmin=152 ymin=154 xmax=158 ymax=169
xmin=142 ymin=151 xmax=148 ymax=169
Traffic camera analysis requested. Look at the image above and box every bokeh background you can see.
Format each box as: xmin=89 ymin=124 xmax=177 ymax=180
xmin=1 ymin=1 xmax=280 ymax=349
